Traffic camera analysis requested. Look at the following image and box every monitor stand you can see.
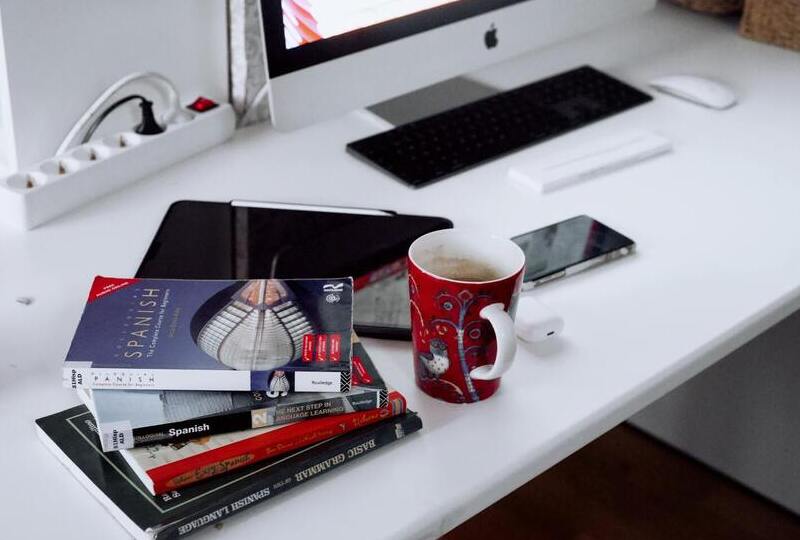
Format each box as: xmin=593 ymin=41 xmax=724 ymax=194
xmin=366 ymin=76 xmax=498 ymax=127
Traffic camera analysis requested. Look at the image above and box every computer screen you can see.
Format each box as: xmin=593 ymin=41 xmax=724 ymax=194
xmin=282 ymin=1 xmax=463 ymax=48
xmin=261 ymin=0 xmax=526 ymax=77
xmin=260 ymin=0 xmax=655 ymax=130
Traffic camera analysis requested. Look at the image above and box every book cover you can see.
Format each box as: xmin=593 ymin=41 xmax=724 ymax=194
xmin=122 ymin=391 xmax=406 ymax=495
xmin=86 ymin=340 xmax=389 ymax=451
xmin=63 ymin=276 xmax=353 ymax=392
xmin=36 ymin=405 xmax=422 ymax=540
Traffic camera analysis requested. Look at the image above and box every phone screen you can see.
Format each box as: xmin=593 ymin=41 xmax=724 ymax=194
xmin=511 ymin=215 xmax=634 ymax=284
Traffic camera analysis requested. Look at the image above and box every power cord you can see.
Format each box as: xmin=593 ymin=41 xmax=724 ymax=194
xmin=80 ymin=95 xmax=164 ymax=145
xmin=56 ymin=72 xmax=193 ymax=155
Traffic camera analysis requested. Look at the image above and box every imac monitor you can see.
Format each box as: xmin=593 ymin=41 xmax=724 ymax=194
xmin=260 ymin=0 xmax=656 ymax=130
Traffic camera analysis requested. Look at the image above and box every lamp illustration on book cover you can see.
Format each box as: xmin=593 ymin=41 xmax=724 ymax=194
xmin=192 ymin=279 xmax=315 ymax=371
xmin=64 ymin=276 xmax=352 ymax=392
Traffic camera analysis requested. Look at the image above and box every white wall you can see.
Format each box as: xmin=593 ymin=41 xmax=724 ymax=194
xmin=0 ymin=0 xmax=228 ymax=171
xmin=631 ymin=308 xmax=800 ymax=514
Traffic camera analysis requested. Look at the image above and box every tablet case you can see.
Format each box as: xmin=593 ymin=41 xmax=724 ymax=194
xmin=137 ymin=201 xmax=452 ymax=339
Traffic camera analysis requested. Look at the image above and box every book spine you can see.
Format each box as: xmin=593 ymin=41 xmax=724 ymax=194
xmin=148 ymin=392 xmax=407 ymax=494
xmin=61 ymin=365 xmax=348 ymax=393
xmin=109 ymin=389 xmax=385 ymax=450
xmin=153 ymin=413 xmax=423 ymax=540
xmin=62 ymin=366 xmax=252 ymax=391
xmin=123 ymin=409 xmax=253 ymax=452
xmin=270 ymin=389 xmax=383 ymax=425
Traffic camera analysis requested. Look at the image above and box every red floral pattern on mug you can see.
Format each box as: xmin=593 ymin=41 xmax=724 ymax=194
xmin=408 ymin=257 xmax=523 ymax=403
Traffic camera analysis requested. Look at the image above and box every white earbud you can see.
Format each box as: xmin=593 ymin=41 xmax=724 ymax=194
xmin=515 ymin=295 xmax=564 ymax=343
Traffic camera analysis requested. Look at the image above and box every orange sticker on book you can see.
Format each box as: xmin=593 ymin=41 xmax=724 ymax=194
xmin=302 ymin=334 xmax=315 ymax=362
xmin=352 ymin=355 xmax=372 ymax=384
xmin=329 ymin=334 xmax=341 ymax=362
xmin=316 ymin=335 xmax=328 ymax=362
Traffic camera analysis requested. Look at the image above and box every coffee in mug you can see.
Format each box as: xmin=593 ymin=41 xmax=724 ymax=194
xmin=425 ymin=256 xmax=504 ymax=283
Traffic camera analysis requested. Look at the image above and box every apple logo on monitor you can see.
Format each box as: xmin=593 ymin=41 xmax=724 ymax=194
xmin=484 ymin=24 xmax=498 ymax=49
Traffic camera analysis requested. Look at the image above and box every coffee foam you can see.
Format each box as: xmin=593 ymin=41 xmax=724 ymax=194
xmin=426 ymin=256 xmax=503 ymax=282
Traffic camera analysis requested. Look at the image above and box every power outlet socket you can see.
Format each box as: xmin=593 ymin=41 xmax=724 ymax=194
xmin=0 ymin=103 xmax=235 ymax=230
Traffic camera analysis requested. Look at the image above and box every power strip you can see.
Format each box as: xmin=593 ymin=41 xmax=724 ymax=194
xmin=0 ymin=103 xmax=236 ymax=230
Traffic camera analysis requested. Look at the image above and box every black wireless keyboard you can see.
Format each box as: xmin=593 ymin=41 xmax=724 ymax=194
xmin=347 ymin=66 xmax=653 ymax=188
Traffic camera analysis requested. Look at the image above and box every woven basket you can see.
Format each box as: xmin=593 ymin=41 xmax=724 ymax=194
xmin=740 ymin=0 xmax=800 ymax=51
xmin=671 ymin=0 xmax=744 ymax=14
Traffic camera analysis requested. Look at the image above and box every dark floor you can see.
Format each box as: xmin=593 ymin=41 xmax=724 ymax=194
xmin=443 ymin=424 xmax=800 ymax=540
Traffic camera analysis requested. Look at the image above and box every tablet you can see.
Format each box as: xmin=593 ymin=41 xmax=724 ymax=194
xmin=136 ymin=200 xmax=452 ymax=339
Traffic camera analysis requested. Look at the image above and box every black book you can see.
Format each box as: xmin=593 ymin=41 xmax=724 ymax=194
xmin=83 ymin=339 xmax=388 ymax=451
xmin=36 ymin=405 xmax=422 ymax=540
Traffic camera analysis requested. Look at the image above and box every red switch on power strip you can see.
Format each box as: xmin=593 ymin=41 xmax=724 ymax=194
xmin=187 ymin=97 xmax=218 ymax=113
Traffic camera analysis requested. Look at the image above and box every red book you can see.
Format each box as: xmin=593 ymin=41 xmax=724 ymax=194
xmin=121 ymin=391 xmax=406 ymax=495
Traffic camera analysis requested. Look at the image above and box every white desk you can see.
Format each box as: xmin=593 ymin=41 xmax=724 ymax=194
xmin=2 ymin=4 xmax=799 ymax=538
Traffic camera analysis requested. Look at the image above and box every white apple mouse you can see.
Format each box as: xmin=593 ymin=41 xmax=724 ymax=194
xmin=649 ymin=75 xmax=737 ymax=110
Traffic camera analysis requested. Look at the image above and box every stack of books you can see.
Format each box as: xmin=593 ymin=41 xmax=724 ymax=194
xmin=37 ymin=276 xmax=421 ymax=539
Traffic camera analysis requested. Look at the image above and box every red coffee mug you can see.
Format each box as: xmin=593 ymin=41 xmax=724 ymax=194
xmin=408 ymin=229 xmax=525 ymax=403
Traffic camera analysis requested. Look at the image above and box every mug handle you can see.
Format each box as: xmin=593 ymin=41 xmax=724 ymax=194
xmin=469 ymin=302 xmax=517 ymax=381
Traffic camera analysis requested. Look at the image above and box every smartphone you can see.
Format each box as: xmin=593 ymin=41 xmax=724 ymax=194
xmin=511 ymin=215 xmax=635 ymax=289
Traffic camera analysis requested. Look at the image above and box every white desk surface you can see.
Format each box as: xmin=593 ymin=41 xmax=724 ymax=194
xmin=2 ymin=4 xmax=799 ymax=539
